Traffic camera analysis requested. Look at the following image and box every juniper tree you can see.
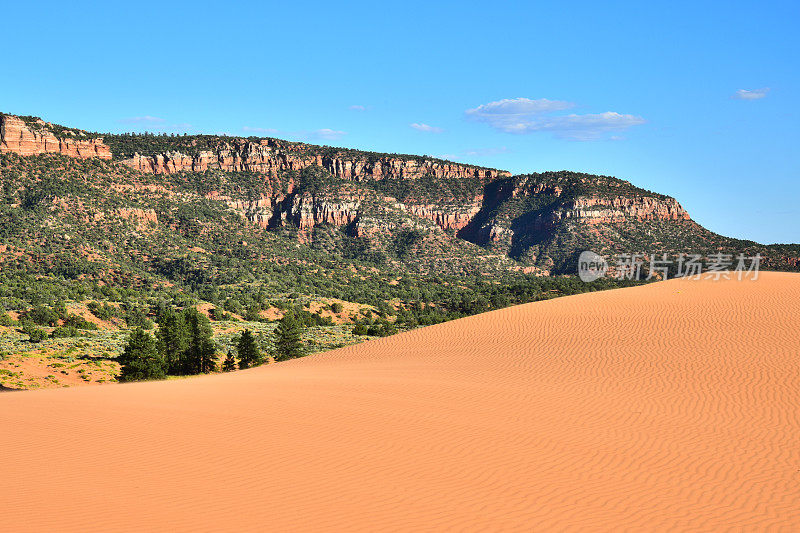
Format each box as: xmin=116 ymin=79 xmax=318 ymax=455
xmin=237 ymin=329 xmax=262 ymax=369
xmin=183 ymin=308 xmax=217 ymax=374
xmin=118 ymin=328 xmax=165 ymax=382
xmin=156 ymin=308 xmax=188 ymax=375
xmin=222 ymin=350 xmax=237 ymax=372
xmin=244 ymin=305 xmax=262 ymax=322
xmin=20 ymin=320 xmax=47 ymax=343
xmin=273 ymin=312 xmax=304 ymax=362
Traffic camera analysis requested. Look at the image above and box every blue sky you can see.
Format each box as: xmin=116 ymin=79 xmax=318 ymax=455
xmin=3 ymin=1 xmax=798 ymax=243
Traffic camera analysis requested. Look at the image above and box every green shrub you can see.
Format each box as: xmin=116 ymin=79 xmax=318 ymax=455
xmin=62 ymin=314 xmax=98 ymax=330
xmin=367 ymin=323 xmax=394 ymax=337
xmin=124 ymin=307 xmax=153 ymax=329
xmin=21 ymin=320 xmax=48 ymax=343
xmin=25 ymin=305 xmax=62 ymax=326
xmin=87 ymin=301 xmax=117 ymax=321
xmin=50 ymin=325 xmax=81 ymax=338
xmin=244 ymin=305 xmax=262 ymax=322
xmin=0 ymin=311 xmax=15 ymax=326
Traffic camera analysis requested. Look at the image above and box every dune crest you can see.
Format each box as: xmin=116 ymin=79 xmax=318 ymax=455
xmin=2 ymin=273 xmax=799 ymax=531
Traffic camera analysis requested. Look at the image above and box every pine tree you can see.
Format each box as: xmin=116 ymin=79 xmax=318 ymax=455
xmin=156 ymin=308 xmax=188 ymax=375
xmin=118 ymin=329 xmax=165 ymax=382
xmin=274 ymin=312 xmax=304 ymax=362
xmin=244 ymin=304 xmax=262 ymax=322
xmin=222 ymin=350 xmax=237 ymax=372
xmin=183 ymin=308 xmax=217 ymax=374
xmin=237 ymin=329 xmax=262 ymax=369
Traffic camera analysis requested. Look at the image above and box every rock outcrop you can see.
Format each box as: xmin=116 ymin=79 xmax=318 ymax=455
xmin=287 ymin=194 xmax=361 ymax=230
xmin=396 ymin=202 xmax=483 ymax=231
xmin=210 ymin=173 xmax=691 ymax=244
xmin=116 ymin=207 xmax=158 ymax=225
xmin=0 ymin=111 xmax=706 ymax=272
xmin=0 ymin=115 xmax=111 ymax=160
xmin=525 ymin=195 xmax=690 ymax=232
xmin=459 ymin=172 xmax=693 ymax=254
xmin=563 ymin=196 xmax=690 ymax=222
xmin=207 ymin=187 xmax=486 ymax=235
xmin=119 ymin=138 xmax=507 ymax=181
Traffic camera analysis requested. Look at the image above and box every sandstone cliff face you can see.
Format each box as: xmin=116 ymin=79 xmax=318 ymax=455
xmin=119 ymin=140 xmax=310 ymax=176
xmin=396 ymin=202 xmax=482 ymax=231
xmin=212 ymin=175 xmax=691 ymax=246
xmin=205 ymin=190 xmax=363 ymax=231
xmin=115 ymin=208 xmax=158 ymax=231
xmin=0 ymin=112 xmax=696 ymax=265
xmin=526 ymin=195 xmax=689 ymax=232
xmin=203 ymin=191 xmax=276 ymax=228
xmin=204 ymin=184 xmax=485 ymax=234
xmin=288 ymin=194 xmax=361 ymax=230
xmin=474 ymin=223 xmax=511 ymax=244
xmin=460 ymin=178 xmax=692 ymax=251
xmin=0 ymin=115 xmax=111 ymax=160
xmin=563 ymin=196 xmax=690 ymax=222
xmin=119 ymin=138 xmax=508 ymax=181
xmin=116 ymin=207 xmax=158 ymax=224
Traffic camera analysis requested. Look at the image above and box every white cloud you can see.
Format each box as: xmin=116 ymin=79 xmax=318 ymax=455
xmin=467 ymin=97 xmax=574 ymax=116
xmin=465 ymin=97 xmax=574 ymax=132
xmin=466 ymin=97 xmax=645 ymax=140
xmin=525 ymin=112 xmax=646 ymax=141
xmin=733 ymin=88 xmax=770 ymax=100
xmin=118 ymin=116 xmax=166 ymax=125
xmin=410 ymin=123 xmax=444 ymax=133
xmin=310 ymin=128 xmax=347 ymax=141
xmin=349 ymin=105 xmax=367 ymax=111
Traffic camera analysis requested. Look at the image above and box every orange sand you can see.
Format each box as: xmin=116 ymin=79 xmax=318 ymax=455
xmin=2 ymin=273 xmax=798 ymax=531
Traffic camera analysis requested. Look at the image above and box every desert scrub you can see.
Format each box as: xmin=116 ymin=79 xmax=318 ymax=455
xmin=0 ymin=311 xmax=16 ymax=326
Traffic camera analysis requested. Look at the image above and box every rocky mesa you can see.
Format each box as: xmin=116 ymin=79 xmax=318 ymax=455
xmin=114 ymin=137 xmax=508 ymax=182
xmin=0 ymin=114 xmax=111 ymax=160
xmin=9 ymin=111 xmax=792 ymax=275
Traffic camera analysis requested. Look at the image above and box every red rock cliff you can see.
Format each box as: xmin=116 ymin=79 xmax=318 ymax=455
xmin=119 ymin=138 xmax=508 ymax=181
xmin=0 ymin=115 xmax=111 ymax=160
xmin=530 ymin=195 xmax=690 ymax=231
xmin=562 ymin=196 xmax=690 ymax=222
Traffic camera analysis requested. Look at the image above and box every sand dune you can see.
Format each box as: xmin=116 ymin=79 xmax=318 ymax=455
xmin=2 ymin=273 xmax=798 ymax=531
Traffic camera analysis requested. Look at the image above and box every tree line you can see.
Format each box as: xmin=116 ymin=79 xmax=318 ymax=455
xmin=118 ymin=307 xmax=306 ymax=382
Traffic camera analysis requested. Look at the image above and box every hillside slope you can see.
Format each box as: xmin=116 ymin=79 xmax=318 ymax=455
xmin=2 ymin=111 xmax=797 ymax=280
xmin=2 ymin=273 xmax=798 ymax=531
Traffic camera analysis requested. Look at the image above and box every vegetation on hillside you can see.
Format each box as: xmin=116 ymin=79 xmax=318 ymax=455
xmin=1 ymin=123 xmax=797 ymax=388
xmin=101 ymin=131 xmax=495 ymax=172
